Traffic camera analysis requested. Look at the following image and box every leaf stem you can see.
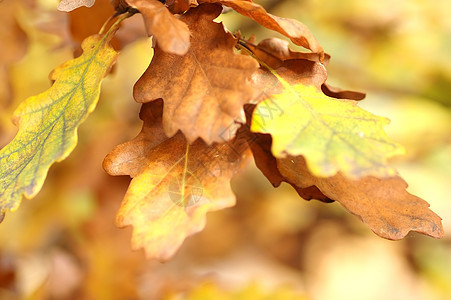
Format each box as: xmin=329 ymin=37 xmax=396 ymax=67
xmin=99 ymin=9 xmax=136 ymax=36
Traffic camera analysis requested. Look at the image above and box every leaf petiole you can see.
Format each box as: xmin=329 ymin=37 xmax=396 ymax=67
xmin=99 ymin=9 xmax=137 ymax=36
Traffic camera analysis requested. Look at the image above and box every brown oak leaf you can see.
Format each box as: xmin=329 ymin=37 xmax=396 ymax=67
xmin=278 ymin=156 xmax=444 ymax=239
xmin=321 ymin=83 xmax=366 ymax=101
xmin=252 ymin=59 xmax=327 ymax=89
xmin=199 ymin=0 xmax=323 ymax=56
xmin=240 ymin=38 xmax=365 ymax=103
xmin=240 ymin=38 xmax=364 ymax=104
xmin=238 ymin=39 xmax=327 ymax=95
xmin=103 ymin=101 xmax=251 ymax=260
xmin=249 ymin=58 xmax=327 ymax=104
xmin=133 ymin=4 xmax=259 ymax=144
xmin=125 ymin=0 xmax=191 ymax=55
xmin=247 ymin=130 xmax=444 ymax=238
xmin=166 ymin=0 xmax=199 ymax=14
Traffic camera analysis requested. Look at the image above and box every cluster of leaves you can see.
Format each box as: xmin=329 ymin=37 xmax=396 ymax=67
xmin=0 ymin=0 xmax=444 ymax=260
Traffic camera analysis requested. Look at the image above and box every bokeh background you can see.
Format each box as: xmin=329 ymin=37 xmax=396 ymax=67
xmin=0 ymin=0 xmax=450 ymax=299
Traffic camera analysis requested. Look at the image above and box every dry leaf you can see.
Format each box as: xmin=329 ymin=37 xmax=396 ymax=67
xmin=256 ymin=38 xmax=330 ymax=64
xmin=241 ymin=39 xmax=363 ymax=104
xmin=245 ymin=125 xmax=443 ymax=237
xmin=134 ymin=4 xmax=258 ymax=144
xmin=242 ymin=126 xmax=284 ymax=187
xmin=250 ymin=59 xmax=327 ymax=101
xmin=126 ymin=0 xmax=191 ymax=55
xmin=166 ymin=0 xmax=199 ymax=14
xmin=248 ymin=56 xmax=327 ymax=107
xmin=103 ymin=101 xmax=251 ymax=260
xmin=199 ymin=0 xmax=323 ymax=56
xmin=277 ymin=156 xmax=444 ymax=240
xmin=240 ymin=38 xmax=327 ymax=96
xmin=321 ymin=83 xmax=366 ymax=101
xmin=244 ymin=127 xmax=332 ymax=202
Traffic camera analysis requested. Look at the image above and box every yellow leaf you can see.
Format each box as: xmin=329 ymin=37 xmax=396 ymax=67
xmin=251 ymin=83 xmax=405 ymax=178
xmin=0 ymin=26 xmax=118 ymax=216
xmin=103 ymin=102 xmax=251 ymax=261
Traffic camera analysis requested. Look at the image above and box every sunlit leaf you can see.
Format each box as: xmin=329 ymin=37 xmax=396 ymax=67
xmin=126 ymin=0 xmax=191 ymax=55
xmin=199 ymin=0 xmax=323 ymax=55
xmin=250 ymin=59 xmax=327 ymax=106
xmin=251 ymin=82 xmax=404 ymax=178
xmin=103 ymin=101 xmax=251 ymax=260
xmin=0 ymin=27 xmax=118 ymax=216
xmin=166 ymin=0 xmax=199 ymax=14
xmin=247 ymin=130 xmax=443 ymax=239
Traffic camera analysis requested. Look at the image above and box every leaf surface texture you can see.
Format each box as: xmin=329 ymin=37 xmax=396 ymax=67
xmin=103 ymin=101 xmax=251 ymax=260
xmin=0 ymin=31 xmax=118 ymax=215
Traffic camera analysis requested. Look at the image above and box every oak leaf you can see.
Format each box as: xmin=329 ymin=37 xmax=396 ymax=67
xmin=125 ymin=0 xmax=191 ymax=55
xmin=0 ymin=29 xmax=118 ymax=217
xmin=58 ymin=0 xmax=95 ymax=12
xmin=134 ymin=4 xmax=259 ymax=144
xmin=240 ymin=38 xmax=362 ymax=102
xmin=247 ymin=131 xmax=444 ymax=239
xmin=255 ymin=38 xmax=330 ymax=65
xmin=199 ymin=0 xmax=323 ymax=56
xmin=251 ymin=82 xmax=405 ymax=178
xmin=238 ymin=39 xmax=327 ymax=93
xmin=166 ymin=0 xmax=199 ymax=14
xmin=277 ymin=156 xmax=444 ymax=240
xmin=103 ymin=101 xmax=251 ymax=260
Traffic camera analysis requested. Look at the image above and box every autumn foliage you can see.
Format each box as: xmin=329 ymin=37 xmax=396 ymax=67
xmin=0 ymin=0 xmax=444 ymax=262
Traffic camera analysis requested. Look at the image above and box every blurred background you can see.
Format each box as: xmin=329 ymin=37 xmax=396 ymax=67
xmin=0 ymin=0 xmax=450 ymax=299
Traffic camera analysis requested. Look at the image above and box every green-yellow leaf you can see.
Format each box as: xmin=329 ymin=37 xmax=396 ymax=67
xmin=0 ymin=30 xmax=118 ymax=216
xmin=251 ymin=83 xmax=405 ymax=178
